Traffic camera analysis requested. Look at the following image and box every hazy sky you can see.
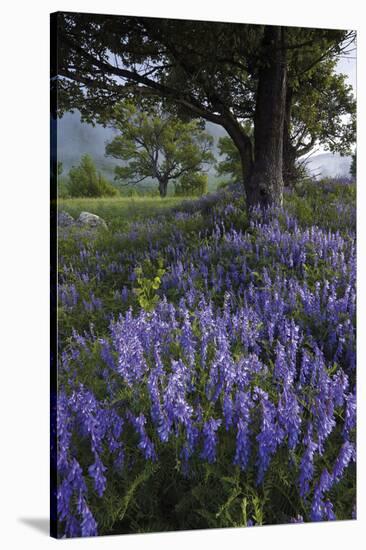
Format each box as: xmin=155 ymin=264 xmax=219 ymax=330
xmin=336 ymin=53 xmax=356 ymax=92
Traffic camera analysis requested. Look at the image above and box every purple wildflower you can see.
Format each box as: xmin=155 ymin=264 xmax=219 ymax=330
xmin=128 ymin=412 xmax=157 ymax=461
xmin=201 ymin=418 xmax=222 ymax=463
xmin=344 ymin=392 xmax=356 ymax=437
xmin=78 ymin=497 xmax=98 ymax=537
xmin=277 ymin=388 xmax=301 ymax=450
xmin=88 ymin=456 xmax=107 ymax=497
xmin=299 ymin=424 xmax=318 ymax=498
xmin=255 ymin=388 xmax=283 ymax=484
xmin=310 ymin=469 xmax=333 ymax=521
xmin=332 ymin=440 xmax=356 ymax=482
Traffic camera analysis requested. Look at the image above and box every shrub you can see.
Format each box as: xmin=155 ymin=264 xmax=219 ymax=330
xmin=175 ymin=172 xmax=208 ymax=197
xmin=67 ymin=154 xmax=118 ymax=197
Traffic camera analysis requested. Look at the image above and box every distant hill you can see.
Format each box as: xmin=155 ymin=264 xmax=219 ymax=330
xmin=303 ymin=152 xmax=352 ymax=179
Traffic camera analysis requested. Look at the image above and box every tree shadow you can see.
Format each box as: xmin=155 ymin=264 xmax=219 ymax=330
xmin=18 ymin=517 xmax=49 ymax=536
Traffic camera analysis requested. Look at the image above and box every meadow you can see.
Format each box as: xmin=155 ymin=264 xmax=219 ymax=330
xmin=58 ymin=196 xmax=188 ymax=232
xmin=55 ymin=180 xmax=356 ymax=537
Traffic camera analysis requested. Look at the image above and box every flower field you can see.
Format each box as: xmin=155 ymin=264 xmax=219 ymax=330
xmin=55 ymin=181 xmax=356 ymax=537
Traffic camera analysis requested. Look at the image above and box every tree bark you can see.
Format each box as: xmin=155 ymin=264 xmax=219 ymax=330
xmin=247 ymin=26 xmax=288 ymax=208
xmin=158 ymin=178 xmax=168 ymax=197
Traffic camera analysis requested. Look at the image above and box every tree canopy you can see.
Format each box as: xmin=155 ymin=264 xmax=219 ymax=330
xmin=53 ymin=12 xmax=355 ymax=207
xmin=283 ymin=56 xmax=356 ymax=185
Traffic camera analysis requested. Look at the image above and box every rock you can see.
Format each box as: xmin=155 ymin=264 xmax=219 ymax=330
xmin=77 ymin=211 xmax=108 ymax=230
xmin=58 ymin=210 xmax=75 ymax=227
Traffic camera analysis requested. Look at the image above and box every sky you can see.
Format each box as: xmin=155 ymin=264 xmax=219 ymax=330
xmin=336 ymin=52 xmax=356 ymax=93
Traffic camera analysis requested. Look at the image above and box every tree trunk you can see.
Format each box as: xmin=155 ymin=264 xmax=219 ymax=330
xmin=247 ymin=26 xmax=288 ymax=208
xmin=158 ymin=178 xmax=168 ymax=197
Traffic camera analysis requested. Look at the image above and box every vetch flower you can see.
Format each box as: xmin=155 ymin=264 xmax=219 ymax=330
xmin=201 ymin=418 xmax=222 ymax=463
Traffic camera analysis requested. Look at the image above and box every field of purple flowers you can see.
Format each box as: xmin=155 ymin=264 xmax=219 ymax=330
xmin=55 ymin=181 xmax=356 ymax=537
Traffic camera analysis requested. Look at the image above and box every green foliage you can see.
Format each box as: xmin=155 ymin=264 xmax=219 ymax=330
xmin=67 ymin=154 xmax=118 ymax=198
xmin=283 ymin=30 xmax=356 ymax=167
xmin=217 ymin=180 xmax=230 ymax=190
xmin=216 ymin=123 xmax=253 ymax=184
xmin=57 ymin=176 xmax=71 ymax=198
xmin=285 ymin=178 xmax=356 ymax=232
xmin=134 ymin=259 xmax=166 ymax=312
xmin=288 ymin=61 xmax=356 ymax=158
xmin=216 ymin=136 xmax=243 ymax=183
xmin=175 ymin=172 xmax=208 ymax=197
xmin=116 ymin=463 xmax=159 ymax=522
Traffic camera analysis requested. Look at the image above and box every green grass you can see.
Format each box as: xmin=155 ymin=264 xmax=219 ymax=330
xmin=58 ymin=196 xmax=192 ymax=231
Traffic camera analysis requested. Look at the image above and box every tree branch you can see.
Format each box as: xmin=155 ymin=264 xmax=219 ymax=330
xmin=59 ymin=37 xmax=228 ymax=127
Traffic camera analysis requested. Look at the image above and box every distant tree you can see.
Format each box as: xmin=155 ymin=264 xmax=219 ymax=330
xmin=174 ymin=172 xmax=208 ymax=197
xmin=105 ymin=103 xmax=213 ymax=197
xmin=57 ymin=161 xmax=64 ymax=176
xmin=350 ymin=153 xmax=356 ymax=179
xmin=68 ymin=154 xmax=118 ymax=197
